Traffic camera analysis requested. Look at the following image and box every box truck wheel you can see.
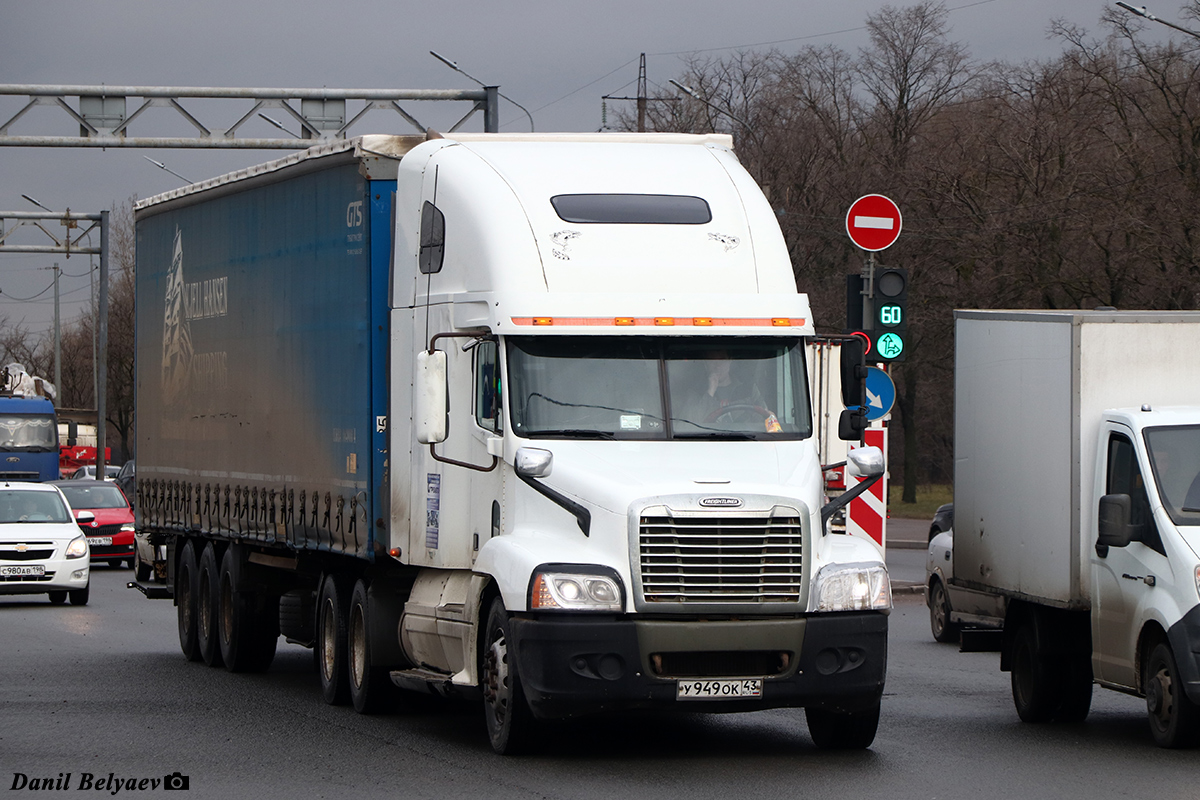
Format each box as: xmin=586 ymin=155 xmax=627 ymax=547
xmin=348 ymin=579 xmax=397 ymax=714
xmin=1054 ymin=655 xmax=1092 ymax=723
xmin=928 ymin=579 xmax=960 ymax=644
xmin=196 ymin=543 xmax=225 ymax=668
xmin=176 ymin=540 xmax=201 ymax=662
xmin=218 ymin=547 xmax=278 ymax=673
xmin=317 ymin=574 xmax=352 ymax=705
xmin=1010 ymin=623 xmax=1054 ymax=722
xmin=1144 ymin=642 xmax=1200 ymax=748
xmin=482 ymin=596 xmax=537 ymax=755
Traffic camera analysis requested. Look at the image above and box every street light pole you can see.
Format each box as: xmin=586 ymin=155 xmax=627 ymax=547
xmin=430 ymin=51 xmax=536 ymax=132
xmin=1115 ymin=2 xmax=1200 ymax=38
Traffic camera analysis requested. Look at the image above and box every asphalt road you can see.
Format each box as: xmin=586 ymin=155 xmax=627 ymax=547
xmin=3 ymin=564 xmax=1196 ymax=800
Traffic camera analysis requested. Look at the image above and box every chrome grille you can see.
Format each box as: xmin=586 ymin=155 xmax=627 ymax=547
xmin=639 ymin=512 xmax=803 ymax=604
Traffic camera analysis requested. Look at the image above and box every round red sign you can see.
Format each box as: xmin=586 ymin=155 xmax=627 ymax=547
xmin=845 ymin=194 xmax=902 ymax=252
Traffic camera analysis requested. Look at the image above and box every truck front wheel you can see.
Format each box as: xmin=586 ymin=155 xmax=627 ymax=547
xmin=317 ymin=574 xmax=351 ymax=705
xmin=481 ymin=597 xmax=537 ymax=755
xmin=805 ymin=701 xmax=880 ymax=749
xmin=1145 ymin=642 xmax=1200 ymax=748
xmin=1011 ymin=623 xmax=1054 ymax=722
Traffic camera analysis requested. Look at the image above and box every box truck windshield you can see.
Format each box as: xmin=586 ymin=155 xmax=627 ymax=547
xmin=1145 ymin=425 xmax=1200 ymax=522
xmin=506 ymin=336 xmax=812 ymax=440
xmin=0 ymin=414 xmax=57 ymax=451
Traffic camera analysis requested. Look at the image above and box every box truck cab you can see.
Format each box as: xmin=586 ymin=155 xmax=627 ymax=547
xmin=953 ymin=310 xmax=1200 ymax=748
xmin=1091 ymin=406 xmax=1200 ymax=745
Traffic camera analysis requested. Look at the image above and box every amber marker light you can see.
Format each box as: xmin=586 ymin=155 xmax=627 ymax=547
xmin=532 ymin=317 xmax=554 ymax=326
xmin=654 ymin=317 xmax=675 ymax=326
xmin=615 ymin=317 xmax=635 ymax=326
xmin=693 ymin=318 xmax=713 ymax=326
xmin=772 ymin=318 xmax=791 ymax=326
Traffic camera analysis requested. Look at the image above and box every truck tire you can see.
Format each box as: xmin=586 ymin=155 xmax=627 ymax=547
xmin=317 ymin=573 xmax=351 ymax=705
xmin=1011 ymin=623 xmax=1054 ymax=722
xmin=481 ymin=596 xmax=537 ymax=755
xmin=196 ymin=543 xmax=224 ymax=668
xmin=929 ymin=579 xmax=960 ymax=644
xmin=217 ymin=547 xmax=278 ymax=673
xmin=1054 ymin=654 xmax=1093 ymax=723
xmin=348 ymin=579 xmax=397 ymax=714
xmin=805 ymin=700 xmax=881 ymax=749
xmin=1144 ymin=642 xmax=1200 ymax=748
xmin=176 ymin=540 xmax=200 ymax=661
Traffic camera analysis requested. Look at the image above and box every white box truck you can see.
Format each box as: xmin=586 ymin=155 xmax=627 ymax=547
xmin=132 ymin=132 xmax=891 ymax=754
xmin=954 ymin=309 xmax=1200 ymax=746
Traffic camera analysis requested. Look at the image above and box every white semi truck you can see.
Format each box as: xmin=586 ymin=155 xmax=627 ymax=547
xmin=132 ymin=132 xmax=890 ymax=753
xmin=953 ymin=310 xmax=1200 ymax=747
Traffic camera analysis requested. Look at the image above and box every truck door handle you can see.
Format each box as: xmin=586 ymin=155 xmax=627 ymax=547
xmin=1121 ymin=573 xmax=1156 ymax=587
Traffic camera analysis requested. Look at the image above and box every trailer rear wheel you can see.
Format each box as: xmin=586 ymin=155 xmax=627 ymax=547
xmin=482 ymin=597 xmax=537 ymax=755
xmin=1011 ymin=623 xmax=1054 ymax=722
xmin=176 ymin=540 xmax=200 ymax=661
xmin=805 ymin=700 xmax=880 ymax=749
xmin=196 ymin=543 xmax=224 ymax=668
xmin=1145 ymin=642 xmax=1200 ymax=748
xmin=218 ymin=547 xmax=278 ymax=673
xmin=317 ymin=574 xmax=351 ymax=705
xmin=348 ymin=579 xmax=397 ymax=714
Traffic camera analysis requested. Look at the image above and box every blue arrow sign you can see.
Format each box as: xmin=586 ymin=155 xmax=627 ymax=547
xmin=864 ymin=366 xmax=896 ymax=421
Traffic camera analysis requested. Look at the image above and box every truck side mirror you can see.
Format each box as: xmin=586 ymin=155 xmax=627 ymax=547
xmin=515 ymin=447 xmax=553 ymax=478
xmin=838 ymin=407 xmax=868 ymax=441
xmin=840 ymin=337 xmax=866 ymax=408
xmin=847 ymin=445 xmax=885 ymax=479
xmin=415 ymin=350 xmax=448 ymax=444
xmin=1097 ymin=494 xmax=1136 ymax=549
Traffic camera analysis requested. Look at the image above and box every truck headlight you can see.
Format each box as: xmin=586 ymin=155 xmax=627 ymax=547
xmin=530 ymin=568 xmax=623 ymax=612
xmin=810 ymin=562 xmax=891 ymax=612
xmin=65 ymin=535 xmax=89 ymax=559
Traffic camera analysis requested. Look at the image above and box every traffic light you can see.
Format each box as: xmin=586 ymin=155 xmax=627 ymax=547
xmin=871 ymin=267 xmax=907 ymax=362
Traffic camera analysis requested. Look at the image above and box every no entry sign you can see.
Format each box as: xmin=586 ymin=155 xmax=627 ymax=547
xmin=845 ymin=194 xmax=902 ymax=251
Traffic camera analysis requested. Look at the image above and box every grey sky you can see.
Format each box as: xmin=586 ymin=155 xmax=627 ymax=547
xmin=0 ymin=0 xmax=1161 ymax=333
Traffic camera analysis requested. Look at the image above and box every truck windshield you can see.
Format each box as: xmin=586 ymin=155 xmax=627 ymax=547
xmin=0 ymin=414 xmax=57 ymax=451
xmin=1145 ymin=425 xmax=1200 ymax=526
xmin=507 ymin=336 xmax=812 ymax=441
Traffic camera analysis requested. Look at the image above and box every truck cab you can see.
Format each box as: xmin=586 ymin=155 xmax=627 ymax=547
xmin=1091 ymin=406 xmax=1200 ymax=744
xmin=0 ymin=396 xmax=60 ymax=482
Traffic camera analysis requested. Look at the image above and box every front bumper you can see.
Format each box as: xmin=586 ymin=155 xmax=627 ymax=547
xmin=0 ymin=558 xmax=89 ymax=595
xmin=509 ymin=612 xmax=887 ymax=719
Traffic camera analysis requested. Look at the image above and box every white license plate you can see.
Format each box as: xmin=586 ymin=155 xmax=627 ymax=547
xmin=0 ymin=564 xmax=45 ymax=577
xmin=86 ymin=537 xmax=112 ymax=546
xmin=676 ymin=679 xmax=763 ymax=700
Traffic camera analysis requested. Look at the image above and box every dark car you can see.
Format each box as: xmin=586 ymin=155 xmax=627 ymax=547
xmin=928 ymin=502 xmax=953 ymax=543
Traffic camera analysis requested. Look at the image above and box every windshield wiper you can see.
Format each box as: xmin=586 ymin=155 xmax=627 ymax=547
xmin=525 ymin=429 xmax=617 ymax=440
xmin=674 ymin=431 xmax=757 ymax=441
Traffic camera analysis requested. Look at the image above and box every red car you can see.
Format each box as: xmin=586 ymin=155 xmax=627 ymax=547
xmin=51 ymin=479 xmax=136 ymax=569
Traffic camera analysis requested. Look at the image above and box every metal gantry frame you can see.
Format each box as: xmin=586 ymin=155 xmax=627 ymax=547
xmin=0 ymin=84 xmax=500 ymax=147
xmin=0 ymin=210 xmax=109 ymax=476
xmin=1 ymin=81 xmax=502 ymax=477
